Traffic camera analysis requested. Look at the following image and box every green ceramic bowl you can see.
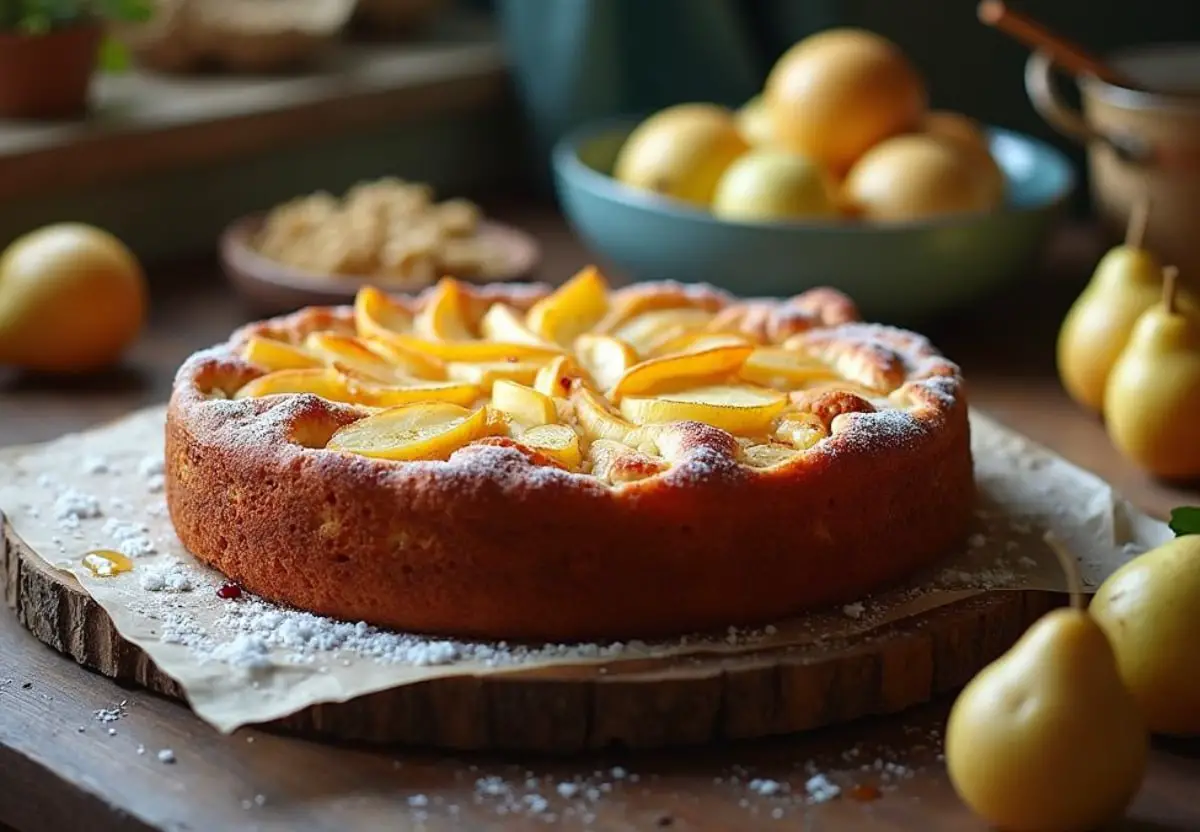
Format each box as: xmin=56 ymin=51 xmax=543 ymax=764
xmin=552 ymin=119 xmax=1075 ymax=324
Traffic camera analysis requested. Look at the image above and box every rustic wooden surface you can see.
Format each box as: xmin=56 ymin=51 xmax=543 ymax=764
xmin=1 ymin=513 xmax=1057 ymax=752
xmin=2 ymin=205 xmax=1200 ymax=830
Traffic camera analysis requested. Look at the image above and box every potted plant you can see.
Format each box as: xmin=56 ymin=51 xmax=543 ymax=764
xmin=0 ymin=0 xmax=151 ymax=120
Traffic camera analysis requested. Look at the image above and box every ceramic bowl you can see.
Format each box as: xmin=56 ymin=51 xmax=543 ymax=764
xmin=220 ymin=213 xmax=541 ymax=315
xmin=552 ymin=119 xmax=1076 ymax=324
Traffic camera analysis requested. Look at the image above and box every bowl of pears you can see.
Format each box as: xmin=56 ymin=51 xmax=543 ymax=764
xmin=553 ymin=27 xmax=1075 ymax=324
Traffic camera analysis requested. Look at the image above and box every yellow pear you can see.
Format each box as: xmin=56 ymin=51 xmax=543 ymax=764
xmin=711 ymin=149 xmax=839 ymax=222
xmin=920 ymin=110 xmax=1005 ymax=203
xmin=1090 ymin=528 xmax=1200 ymax=736
xmin=613 ymin=103 xmax=750 ymax=207
xmin=921 ymin=110 xmax=992 ymax=160
xmin=1057 ymin=245 xmax=1163 ymax=413
xmin=734 ymin=95 xmax=775 ymax=146
xmin=764 ymin=28 xmax=926 ymax=175
xmin=0 ymin=224 xmax=146 ymax=373
xmin=840 ymin=134 xmax=1003 ymax=222
xmin=945 ymin=547 xmax=1147 ymax=832
xmin=1104 ymin=267 xmax=1200 ymax=479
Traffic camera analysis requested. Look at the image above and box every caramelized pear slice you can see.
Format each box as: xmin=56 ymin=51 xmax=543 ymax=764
xmin=326 ymin=402 xmax=499 ymax=461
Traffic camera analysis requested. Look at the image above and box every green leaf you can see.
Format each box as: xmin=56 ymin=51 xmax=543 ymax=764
xmin=1168 ymin=506 xmax=1200 ymax=537
xmin=97 ymin=35 xmax=130 ymax=72
xmin=0 ymin=0 xmax=154 ymax=30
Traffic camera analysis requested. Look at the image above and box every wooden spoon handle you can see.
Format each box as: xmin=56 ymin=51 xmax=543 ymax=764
xmin=978 ymin=0 xmax=1134 ymax=87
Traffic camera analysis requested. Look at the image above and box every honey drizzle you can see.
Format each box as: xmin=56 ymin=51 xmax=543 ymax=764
xmin=82 ymin=549 xmax=134 ymax=578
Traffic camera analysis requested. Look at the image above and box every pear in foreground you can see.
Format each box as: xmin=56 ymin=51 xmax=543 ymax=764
xmin=945 ymin=604 xmax=1147 ymax=832
xmin=1104 ymin=267 xmax=1200 ymax=479
xmin=1090 ymin=531 xmax=1200 ymax=736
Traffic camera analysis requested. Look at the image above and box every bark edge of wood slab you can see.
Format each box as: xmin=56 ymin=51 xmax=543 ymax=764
xmin=1 ymin=518 xmax=1057 ymax=753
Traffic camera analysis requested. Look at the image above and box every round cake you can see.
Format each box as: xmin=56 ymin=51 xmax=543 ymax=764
xmin=166 ymin=269 xmax=974 ymax=641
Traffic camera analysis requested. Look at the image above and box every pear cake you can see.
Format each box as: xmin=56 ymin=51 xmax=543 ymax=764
xmin=166 ymin=268 xmax=974 ymax=641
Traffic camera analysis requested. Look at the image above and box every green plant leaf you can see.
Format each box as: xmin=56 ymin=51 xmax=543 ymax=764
xmin=0 ymin=0 xmax=154 ymax=30
xmin=97 ymin=35 xmax=130 ymax=72
xmin=1168 ymin=506 xmax=1200 ymax=537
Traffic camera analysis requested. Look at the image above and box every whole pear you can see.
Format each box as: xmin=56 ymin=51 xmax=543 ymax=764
xmin=0 ymin=223 xmax=146 ymax=373
xmin=1057 ymin=243 xmax=1163 ymax=412
xmin=1090 ymin=533 xmax=1200 ymax=735
xmin=613 ymin=103 xmax=750 ymax=207
xmin=712 ymin=149 xmax=839 ymax=222
xmin=945 ymin=607 xmax=1147 ymax=831
xmin=735 ymin=95 xmax=776 ymax=147
xmin=1104 ymin=268 xmax=1200 ymax=479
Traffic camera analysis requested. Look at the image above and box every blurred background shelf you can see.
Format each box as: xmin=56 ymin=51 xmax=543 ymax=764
xmin=0 ymin=12 xmax=527 ymax=271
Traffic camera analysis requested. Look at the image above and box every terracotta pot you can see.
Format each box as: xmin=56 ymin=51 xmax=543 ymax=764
xmin=0 ymin=25 xmax=103 ymax=120
xmin=1026 ymin=44 xmax=1200 ymax=288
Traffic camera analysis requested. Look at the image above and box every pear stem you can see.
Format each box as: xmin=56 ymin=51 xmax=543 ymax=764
xmin=1164 ymin=266 xmax=1179 ymax=316
xmin=1046 ymin=532 xmax=1086 ymax=611
xmin=1126 ymin=193 xmax=1151 ymax=250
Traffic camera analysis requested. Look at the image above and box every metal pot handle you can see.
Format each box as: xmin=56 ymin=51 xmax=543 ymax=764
xmin=1025 ymin=51 xmax=1149 ymax=164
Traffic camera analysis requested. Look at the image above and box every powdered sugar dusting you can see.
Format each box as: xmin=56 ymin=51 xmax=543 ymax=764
xmin=102 ymin=518 xmax=156 ymax=558
xmin=138 ymin=557 xmax=193 ymax=593
xmin=53 ymin=487 xmax=102 ymax=528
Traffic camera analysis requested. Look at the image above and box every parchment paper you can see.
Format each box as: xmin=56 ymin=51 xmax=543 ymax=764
xmin=0 ymin=406 xmax=1172 ymax=734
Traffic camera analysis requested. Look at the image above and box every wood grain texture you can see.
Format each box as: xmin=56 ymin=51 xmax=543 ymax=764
xmin=2 ymin=516 xmax=1056 ymax=752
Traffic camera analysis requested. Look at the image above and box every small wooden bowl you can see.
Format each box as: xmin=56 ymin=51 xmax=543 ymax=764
xmin=220 ymin=213 xmax=542 ymax=315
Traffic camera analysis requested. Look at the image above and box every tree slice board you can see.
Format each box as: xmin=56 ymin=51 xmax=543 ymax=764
xmin=2 ymin=518 xmax=1057 ymax=753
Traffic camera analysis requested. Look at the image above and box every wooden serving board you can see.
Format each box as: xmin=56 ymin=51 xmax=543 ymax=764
xmin=2 ymin=518 xmax=1057 ymax=753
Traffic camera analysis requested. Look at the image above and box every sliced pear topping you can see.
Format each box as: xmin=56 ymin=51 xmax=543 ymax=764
xmin=611 ymin=308 xmax=716 ymax=356
xmin=742 ymin=442 xmax=803 ymax=468
xmin=739 ymin=347 xmax=840 ymax=389
xmin=234 ymin=367 xmax=353 ymax=402
xmin=415 ymin=278 xmax=474 ymax=341
xmin=492 ymin=379 xmax=558 ymax=426
xmin=571 ymin=384 xmax=638 ymax=442
xmin=241 ymin=336 xmax=322 ymax=372
xmin=448 ymin=359 xmax=546 ymax=389
xmin=774 ymin=411 xmax=829 ymax=449
xmin=573 ymin=334 xmax=638 ymax=393
xmin=650 ymin=331 xmax=751 ymax=356
xmin=355 ymin=286 xmax=414 ymax=339
xmin=364 ymin=336 xmax=448 ymax=380
xmin=610 ymin=343 xmax=754 ymax=401
xmin=526 ymin=265 xmax=610 ymax=346
xmin=534 ymin=354 xmax=585 ymax=397
xmin=337 ymin=372 xmax=482 ymax=408
xmin=479 ymin=303 xmax=558 ymax=349
xmin=619 ymin=383 xmax=787 ymax=435
xmin=304 ymin=332 xmax=403 ymax=384
xmin=326 ymin=403 xmax=499 ymax=461
xmin=586 ymin=438 xmax=667 ymax=484
xmin=520 ymin=423 xmax=583 ymax=469
xmin=382 ymin=335 xmax=560 ymax=362
xmin=368 ymin=280 xmax=565 ymax=361
xmin=594 ymin=290 xmax=710 ymax=335
xmin=241 ymin=275 xmax=867 ymax=479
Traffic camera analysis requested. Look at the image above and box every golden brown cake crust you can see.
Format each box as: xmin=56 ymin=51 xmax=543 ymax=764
xmin=166 ymin=280 xmax=974 ymax=641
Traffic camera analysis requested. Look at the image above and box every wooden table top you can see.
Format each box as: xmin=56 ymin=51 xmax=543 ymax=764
xmin=1 ymin=206 xmax=1198 ymax=831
